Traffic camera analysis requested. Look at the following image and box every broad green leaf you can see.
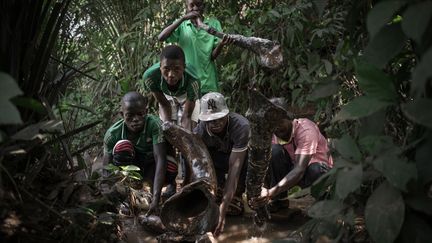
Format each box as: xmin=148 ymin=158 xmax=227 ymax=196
xmin=313 ymin=0 xmax=328 ymax=17
xmin=311 ymin=168 xmax=336 ymax=199
xmin=364 ymin=23 xmax=406 ymax=68
xmin=399 ymin=212 xmax=432 ymax=243
xmin=128 ymin=171 xmax=143 ymax=180
xmin=323 ymin=59 xmax=333 ymax=75
xmin=355 ymin=60 xmax=397 ymax=101
xmin=359 ymin=135 xmax=394 ymax=156
xmin=12 ymin=120 xmax=64 ymax=141
xmin=105 ymin=164 xmax=119 ymax=171
xmin=335 ymin=163 xmax=362 ymax=199
xmin=415 ymin=133 xmax=432 ymax=185
xmin=367 ymin=1 xmax=405 ymax=38
xmin=334 ymin=135 xmax=362 ymax=162
xmin=11 ymin=97 xmax=46 ymax=114
xmin=401 ymin=2 xmax=432 ymax=44
xmin=365 ymin=181 xmax=405 ymax=243
xmin=308 ymin=80 xmax=339 ymax=101
xmin=412 ymin=47 xmax=432 ymax=96
xmin=0 ymin=72 xmax=23 ymax=124
xmin=372 ymin=152 xmax=417 ymax=191
xmin=333 ymin=96 xmax=392 ymax=122
xmin=308 ymin=200 xmax=344 ymax=220
xmin=406 ymin=194 xmax=432 ymax=216
xmin=401 ymin=98 xmax=432 ymax=129
xmin=120 ymin=165 xmax=141 ymax=171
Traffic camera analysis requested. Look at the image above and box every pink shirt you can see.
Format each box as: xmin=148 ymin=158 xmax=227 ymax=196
xmin=272 ymin=119 xmax=333 ymax=167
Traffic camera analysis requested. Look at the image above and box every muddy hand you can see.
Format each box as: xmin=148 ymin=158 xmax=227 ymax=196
xmin=249 ymin=187 xmax=270 ymax=208
xmin=221 ymin=34 xmax=234 ymax=46
xmin=145 ymin=200 xmax=159 ymax=216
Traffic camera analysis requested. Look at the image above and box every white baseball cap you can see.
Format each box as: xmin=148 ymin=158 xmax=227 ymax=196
xmin=198 ymin=92 xmax=229 ymax=121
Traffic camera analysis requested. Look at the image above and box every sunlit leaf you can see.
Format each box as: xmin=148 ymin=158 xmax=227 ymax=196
xmin=355 ymin=60 xmax=397 ymax=101
xmin=401 ymin=98 xmax=432 ymax=129
xmin=366 ymin=1 xmax=405 ymax=38
xmin=120 ymin=165 xmax=141 ymax=171
xmin=335 ymin=163 xmax=362 ymax=199
xmin=333 ymin=96 xmax=392 ymax=122
xmin=0 ymin=72 xmax=23 ymax=124
xmin=364 ymin=23 xmax=406 ymax=68
xmin=334 ymin=134 xmax=362 ymax=162
xmin=401 ymin=1 xmax=432 ymax=44
xmin=372 ymin=152 xmax=417 ymax=192
xmin=365 ymin=181 xmax=404 ymax=243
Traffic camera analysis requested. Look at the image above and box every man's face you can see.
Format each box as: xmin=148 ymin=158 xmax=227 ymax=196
xmin=207 ymin=115 xmax=228 ymax=134
xmin=186 ymin=0 xmax=204 ymax=15
xmin=121 ymin=101 xmax=147 ymax=133
xmin=160 ymin=58 xmax=185 ymax=87
xmin=274 ymin=119 xmax=292 ymax=141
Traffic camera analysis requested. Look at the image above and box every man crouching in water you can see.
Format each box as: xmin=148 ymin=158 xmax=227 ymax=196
xmin=103 ymin=91 xmax=178 ymax=215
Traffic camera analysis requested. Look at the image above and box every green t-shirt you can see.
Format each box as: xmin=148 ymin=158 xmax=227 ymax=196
xmin=104 ymin=115 xmax=164 ymax=160
xmin=142 ymin=62 xmax=200 ymax=101
xmin=166 ymin=17 xmax=222 ymax=94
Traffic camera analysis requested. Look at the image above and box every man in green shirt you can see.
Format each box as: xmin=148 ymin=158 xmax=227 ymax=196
xmin=142 ymin=45 xmax=200 ymax=131
xmin=158 ymin=0 xmax=232 ymax=95
xmin=103 ymin=92 xmax=177 ymax=215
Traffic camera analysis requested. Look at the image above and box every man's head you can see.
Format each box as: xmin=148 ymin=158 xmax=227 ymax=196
xmin=269 ymin=97 xmax=294 ymax=141
xmin=120 ymin=91 xmax=148 ymax=133
xmin=160 ymin=45 xmax=186 ymax=87
xmin=186 ymin=0 xmax=204 ymax=15
xmin=199 ymin=92 xmax=229 ymax=133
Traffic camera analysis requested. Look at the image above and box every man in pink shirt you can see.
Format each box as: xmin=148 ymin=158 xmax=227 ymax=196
xmin=251 ymin=99 xmax=333 ymax=212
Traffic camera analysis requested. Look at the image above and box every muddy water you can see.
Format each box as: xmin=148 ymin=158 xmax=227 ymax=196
xmin=121 ymin=197 xmax=312 ymax=243
xmin=122 ymin=213 xmax=305 ymax=243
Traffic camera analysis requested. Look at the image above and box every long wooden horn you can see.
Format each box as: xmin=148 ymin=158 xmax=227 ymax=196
xmin=245 ymin=89 xmax=289 ymax=226
xmin=196 ymin=18 xmax=283 ymax=69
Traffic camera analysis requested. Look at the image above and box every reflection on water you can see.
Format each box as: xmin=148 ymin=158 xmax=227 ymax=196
xmin=121 ymin=209 xmax=308 ymax=243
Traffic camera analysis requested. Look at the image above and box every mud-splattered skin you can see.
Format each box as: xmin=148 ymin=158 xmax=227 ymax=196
xmin=140 ymin=122 xmax=219 ymax=241
xmin=245 ymin=90 xmax=289 ymax=226
xmin=196 ymin=21 xmax=283 ymax=69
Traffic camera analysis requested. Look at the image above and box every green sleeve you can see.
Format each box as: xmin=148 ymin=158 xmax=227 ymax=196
xmin=211 ymin=19 xmax=222 ymax=46
xmin=187 ymin=79 xmax=200 ymax=101
xmin=103 ymin=130 xmax=116 ymax=154
xmin=142 ymin=64 xmax=161 ymax=92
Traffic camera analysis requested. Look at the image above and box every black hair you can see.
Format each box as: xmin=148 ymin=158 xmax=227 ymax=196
xmin=269 ymin=97 xmax=295 ymax=119
xmin=160 ymin=45 xmax=185 ymax=63
xmin=122 ymin=91 xmax=147 ymax=106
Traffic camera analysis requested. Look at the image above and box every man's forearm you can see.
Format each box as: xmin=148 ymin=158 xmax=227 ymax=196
xmin=158 ymin=18 xmax=184 ymax=41
xmin=211 ymin=43 xmax=224 ymax=60
xmin=269 ymin=167 xmax=304 ymax=198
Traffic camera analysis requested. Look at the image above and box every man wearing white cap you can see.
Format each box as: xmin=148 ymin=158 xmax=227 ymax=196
xmin=193 ymin=92 xmax=250 ymax=237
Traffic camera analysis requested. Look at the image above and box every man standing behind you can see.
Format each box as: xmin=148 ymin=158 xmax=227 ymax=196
xmin=158 ymin=0 xmax=232 ymax=95
xmin=193 ymin=92 xmax=249 ymax=236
